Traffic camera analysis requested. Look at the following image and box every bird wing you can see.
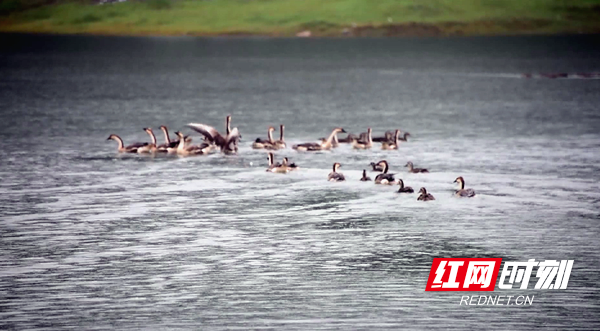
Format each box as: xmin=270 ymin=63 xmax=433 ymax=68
xmin=187 ymin=123 xmax=225 ymax=146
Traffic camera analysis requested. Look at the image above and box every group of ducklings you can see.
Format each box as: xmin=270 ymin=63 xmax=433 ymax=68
xmin=324 ymin=159 xmax=475 ymax=201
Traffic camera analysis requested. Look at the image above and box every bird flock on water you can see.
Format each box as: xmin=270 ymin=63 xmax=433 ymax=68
xmin=107 ymin=115 xmax=476 ymax=200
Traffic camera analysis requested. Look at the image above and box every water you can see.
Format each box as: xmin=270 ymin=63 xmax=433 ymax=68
xmin=1 ymin=33 xmax=599 ymax=329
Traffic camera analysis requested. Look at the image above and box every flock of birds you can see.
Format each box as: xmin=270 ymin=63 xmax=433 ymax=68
xmin=107 ymin=115 xmax=476 ymax=201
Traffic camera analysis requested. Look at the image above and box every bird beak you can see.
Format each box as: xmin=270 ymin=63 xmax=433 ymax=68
xmin=341 ymin=128 xmax=347 ymax=133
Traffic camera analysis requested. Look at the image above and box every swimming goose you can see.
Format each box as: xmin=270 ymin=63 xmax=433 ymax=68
xmin=253 ymin=126 xmax=276 ymax=149
xmin=398 ymin=132 xmax=410 ymax=142
xmin=138 ymin=128 xmax=158 ymax=153
xmin=374 ymin=160 xmax=397 ymax=185
xmin=266 ymin=152 xmax=289 ymax=173
xmin=158 ymin=125 xmax=191 ymax=153
xmin=272 ymin=124 xmax=287 ymax=149
xmin=417 ymin=187 xmax=435 ymax=201
xmin=454 ymin=176 xmax=476 ymax=197
xmin=381 ymin=129 xmax=401 ymax=150
xmin=328 ymin=162 xmax=345 ymax=182
xmin=360 ymin=169 xmax=371 ymax=181
xmin=370 ymin=161 xmax=384 ymax=172
xmin=175 ymin=131 xmax=212 ymax=156
xmin=405 ymin=161 xmax=429 ymax=173
xmin=282 ymin=157 xmax=298 ymax=170
xmin=187 ymin=116 xmax=241 ymax=154
xmin=352 ymin=128 xmax=373 ymax=149
xmin=372 ymin=130 xmax=394 ymax=143
xmin=293 ymin=127 xmax=346 ymax=151
xmin=396 ymin=179 xmax=414 ymax=193
xmin=106 ymin=134 xmax=148 ymax=153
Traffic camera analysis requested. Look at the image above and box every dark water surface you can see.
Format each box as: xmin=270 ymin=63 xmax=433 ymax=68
xmin=1 ymin=34 xmax=599 ymax=330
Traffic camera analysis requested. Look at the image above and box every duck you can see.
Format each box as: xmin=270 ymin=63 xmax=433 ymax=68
xmin=352 ymin=127 xmax=373 ymax=149
xmin=370 ymin=161 xmax=384 ymax=172
xmin=396 ymin=179 xmax=414 ymax=193
xmin=328 ymin=162 xmax=345 ymax=182
xmin=138 ymin=127 xmax=159 ymax=153
xmin=272 ymin=124 xmax=287 ymax=149
xmin=372 ymin=130 xmax=394 ymax=143
xmin=338 ymin=133 xmax=358 ymax=143
xmin=175 ymin=131 xmax=212 ymax=156
xmin=106 ymin=134 xmax=149 ymax=153
xmin=417 ymin=187 xmax=435 ymax=201
xmin=360 ymin=169 xmax=371 ymax=181
xmin=266 ymin=152 xmax=289 ymax=173
xmin=405 ymin=161 xmax=429 ymax=173
xmin=253 ymin=126 xmax=276 ymax=149
xmin=187 ymin=116 xmax=241 ymax=154
xmin=293 ymin=127 xmax=346 ymax=151
xmin=374 ymin=160 xmax=397 ymax=185
xmin=282 ymin=157 xmax=298 ymax=170
xmin=158 ymin=125 xmax=190 ymax=153
xmin=381 ymin=129 xmax=401 ymax=150
xmin=454 ymin=176 xmax=476 ymax=197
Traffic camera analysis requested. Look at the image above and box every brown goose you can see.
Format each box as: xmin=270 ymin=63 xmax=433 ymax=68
xmin=106 ymin=134 xmax=148 ymax=153
xmin=272 ymin=124 xmax=287 ymax=149
xmin=396 ymin=179 xmax=414 ymax=193
xmin=381 ymin=129 xmax=400 ymax=150
xmin=253 ymin=126 xmax=276 ymax=149
xmin=138 ymin=128 xmax=158 ymax=153
xmin=352 ymin=128 xmax=373 ymax=149
xmin=360 ymin=169 xmax=371 ymax=181
xmin=175 ymin=131 xmax=212 ymax=156
xmin=266 ymin=152 xmax=289 ymax=173
xmin=405 ymin=161 xmax=429 ymax=173
xmin=372 ymin=130 xmax=394 ymax=143
xmin=158 ymin=125 xmax=191 ymax=153
xmin=454 ymin=176 xmax=476 ymax=197
xmin=293 ymin=128 xmax=346 ymax=151
xmin=374 ymin=160 xmax=397 ymax=185
xmin=417 ymin=187 xmax=435 ymax=201
xmin=328 ymin=162 xmax=345 ymax=182
xmin=187 ymin=116 xmax=241 ymax=154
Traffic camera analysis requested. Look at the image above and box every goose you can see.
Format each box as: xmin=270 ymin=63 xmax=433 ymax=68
xmin=374 ymin=160 xmax=397 ymax=185
xmin=381 ymin=129 xmax=401 ymax=150
xmin=396 ymin=179 xmax=414 ymax=193
xmin=417 ymin=187 xmax=435 ymax=201
xmin=328 ymin=162 xmax=345 ymax=182
xmin=338 ymin=133 xmax=358 ymax=143
xmin=175 ymin=131 xmax=212 ymax=156
xmin=158 ymin=125 xmax=191 ymax=153
xmin=187 ymin=116 xmax=241 ymax=154
xmin=272 ymin=124 xmax=287 ymax=149
xmin=138 ymin=127 xmax=159 ymax=153
xmin=253 ymin=126 xmax=276 ymax=149
xmin=266 ymin=152 xmax=289 ymax=173
xmin=372 ymin=130 xmax=394 ymax=143
xmin=398 ymin=132 xmax=410 ymax=142
xmin=106 ymin=134 xmax=148 ymax=153
xmin=352 ymin=127 xmax=373 ymax=149
xmin=282 ymin=157 xmax=298 ymax=170
xmin=405 ymin=161 xmax=429 ymax=173
xmin=360 ymin=169 xmax=371 ymax=181
xmin=454 ymin=176 xmax=476 ymax=197
xmin=370 ymin=161 xmax=384 ymax=172
xmin=293 ymin=128 xmax=346 ymax=151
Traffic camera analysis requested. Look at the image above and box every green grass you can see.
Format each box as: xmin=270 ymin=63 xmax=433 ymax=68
xmin=1 ymin=0 xmax=600 ymax=36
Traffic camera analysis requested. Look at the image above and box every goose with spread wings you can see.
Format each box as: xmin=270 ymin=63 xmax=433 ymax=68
xmin=187 ymin=117 xmax=241 ymax=155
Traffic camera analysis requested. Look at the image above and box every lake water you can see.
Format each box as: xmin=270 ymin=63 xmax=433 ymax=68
xmin=1 ymin=33 xmax=599 ymax=330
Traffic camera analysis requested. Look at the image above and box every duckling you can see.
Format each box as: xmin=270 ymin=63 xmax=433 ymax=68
xmin=370 ymin=161 xmax=384 ymax=172
xmin=405 ymin=161 xmax=429 ymax=173
xmin=374 ymin=160 xmax=397 ymax=185
xmin=337 ymin=133 xmax=358 ymax=143
xmin=282 ymin=157 xmax=298 ymax=170
xmin=266 ymin=152 xmax=289 ymax=173
xmin=372 ymin=130 xmax=394 ymax=143
xmin=454 ymin=176 xmax=476 ymax=197
xmin=138 ymin=127 xmax=159 ymax=153
xmin=253 ymin=126 xmax=276 ymax=149
xmin=360 ymin=169 xmax=371 ymax=181
xmin=417 ymin=187 xmax=435 ymax=201
xmin=328 ymin=162 xmax=345 ymax=182
xmin=187 ymin=116 xmax=241 ymax=154
xmin=352 ymin=127 xmax=373 ymax=149
xmin=396 ymin=179 xmax=414 ymax=193
xmin=272 ymin=124 xmax=287 ymax=149
xmin=158 ymin=125 xmax=191 ymax=153
xmin=175 ymin=131 xmax=212 ymax=156
xmin=106 ymin=134 xmax=148 ymax=153
xmin=381 ymin=129 xmax=401 ymax=150
xmin=293 ymin=128 xmax=346 ymax=151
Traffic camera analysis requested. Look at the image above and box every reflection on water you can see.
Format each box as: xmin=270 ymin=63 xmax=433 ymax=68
xmin=0 ymin=34 xmax=600 ymax=330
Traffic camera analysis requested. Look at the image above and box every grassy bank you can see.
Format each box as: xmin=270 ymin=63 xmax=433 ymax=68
xmin=1 ymin=0 xmax=600 ymax=37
